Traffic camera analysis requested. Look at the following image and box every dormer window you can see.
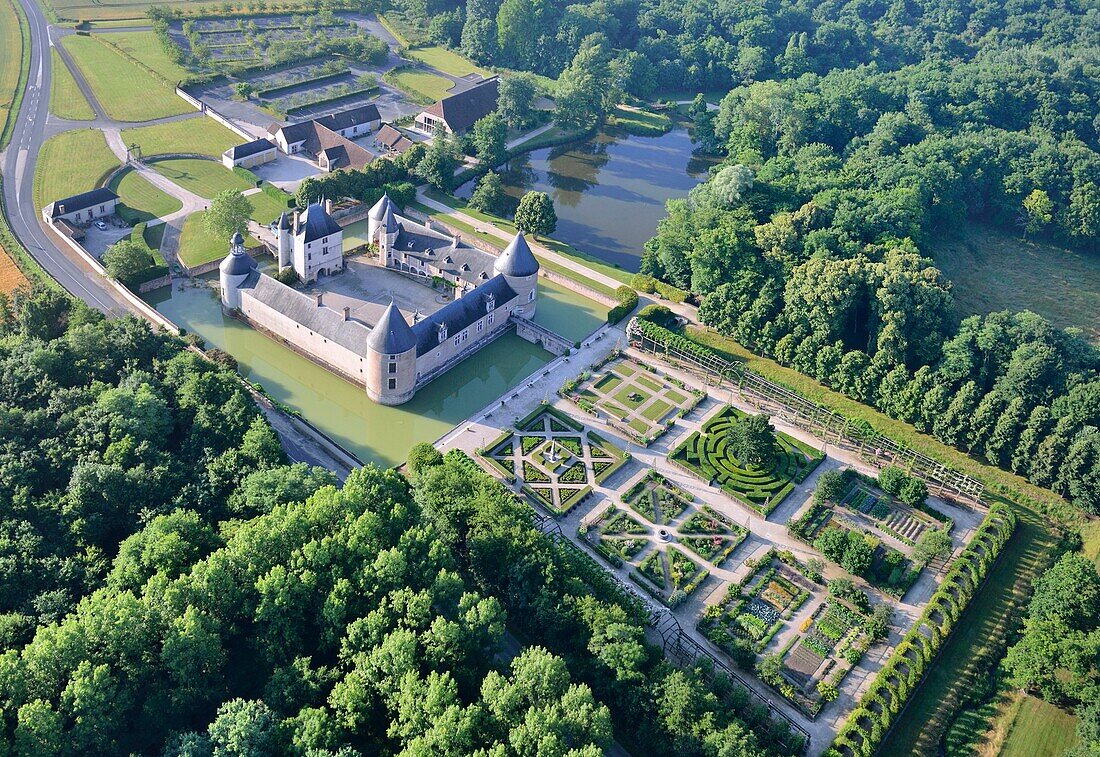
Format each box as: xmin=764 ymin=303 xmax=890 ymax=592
xmin=461 ymin=263 xmax=470 ymax=271
xmin=437 ymin=322 xmax=448 ymax=342
xmin=485 ymin=293 xmax=495 ymax=313
xmin=444 ymin=255 xmax=453 ymax=264
xmin=425 ymin=248 xmax=434 ymax=256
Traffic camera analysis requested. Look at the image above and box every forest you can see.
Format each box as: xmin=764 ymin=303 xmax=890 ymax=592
xmin=0 ymin=290 xmax=799 ymax=755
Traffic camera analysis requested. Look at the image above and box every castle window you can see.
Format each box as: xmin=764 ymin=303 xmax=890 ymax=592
xmin=485 ymin=293 xmax=495 ymax=313
xmin=454 ymin=336 xmax=460 ymax=347
xmin=388 ymin=378 xmax=396 ymax=390
xmin=437 ymin=322 xmax=448 ymax=342
xmin=388 ymin=362 xmax=396 ymax=374
xmin=477 ymin=322 xmax=483 ymax=333
xmin=528 ymin=290 xmax=534 ymax=302
xmin=487 ymin=312 xmax=494 ymax=325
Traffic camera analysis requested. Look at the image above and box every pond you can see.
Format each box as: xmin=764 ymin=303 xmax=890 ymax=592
xmin=457 ymin=126 xmax=713 ymax=271
xmin=145 ymin=272 xmax=605 ymax=467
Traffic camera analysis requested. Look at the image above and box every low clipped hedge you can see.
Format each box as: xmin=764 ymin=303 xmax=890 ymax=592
xmin=827 ymin=503 xmax=1016 ymax=757
xmin=630 ymin=272 xmax=690 ymax=303
xmin=608 ymin=285 xmax=639 ymax=324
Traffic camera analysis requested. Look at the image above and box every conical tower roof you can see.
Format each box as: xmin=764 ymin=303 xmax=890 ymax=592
xmin=368 ymin=192 xmax=392 ymax=220
xmin=220 ymin=236 xmax=255 ymax=276
xmin=382 ymin=202 xmax=399 ymax=234
xmin=495 ymin=231 xmax=539 ymax=277
xmin=367 ymin=301 xmax=416 ymax=354
xmin=277 ymin=211 xmax=291 ymax=230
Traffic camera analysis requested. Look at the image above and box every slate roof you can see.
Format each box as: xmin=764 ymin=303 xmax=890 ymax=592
xmin=269 ymin=105 xmax=377 ymax=170
xmin=495 ymin=232 xmax=539 ymax=277
xmin=422 ymin=77 xmax=499 ymax=134
xmin=46 ymin=188 xmax=119 ymax=218
xmin=368 ymin=192 xmax=392 ymax=220
xmin=220 ymin=245 xmax=256 ymax=276
xmin=312 ymin=124 xmax=374 ymax=170
xmin=410 ymin=274 xmax=516 ymax=357
xmin=226 ymin=138 xmax=276 ymax=160
xmin=377 ymin=124 xmax=414 ymax=154
xmin=315 ymin=103 xmax=381 ymax=132
xmin=389 ymin=212 xmax=496 ymax=287
xmin=367 ymin=301 xmax=417 ymax=354
xmin=296 ymin=202 xmax=343 ymax=243
xmin=242 ymin=271 xmax=372 ymax=354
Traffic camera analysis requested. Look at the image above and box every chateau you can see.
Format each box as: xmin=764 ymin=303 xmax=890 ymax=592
xmin=220 ymin=195 xmax=541 ymax=405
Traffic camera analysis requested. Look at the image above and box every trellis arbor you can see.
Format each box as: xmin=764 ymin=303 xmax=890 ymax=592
xmin=627 ymin=319 xmax=985 ymax=507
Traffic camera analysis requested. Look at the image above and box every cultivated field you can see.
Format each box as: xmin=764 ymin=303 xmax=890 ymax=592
xmin=49 ymin=49 xmax=95 ymax=120
xmin=33 ymin=128 xmax=119 ymax=209
xmin=0 ymin=244 xmax=29 ymax=295
xmin=60 ymin=34 xmax=191 ymax=121
xmin=931 ymin=223 xmax=1100 ymax=343
xmin=120 ymin=116 xmax=239 ymax=158
xmin=98 ymin=30 xmax=191 ymax=83
xmin=107 ymin=167 xmax=183 ymax=223
xmin=0 ymin=0 xmax=27 ymax=148
xmin=149 ymin=158 xmax=252 ymax=198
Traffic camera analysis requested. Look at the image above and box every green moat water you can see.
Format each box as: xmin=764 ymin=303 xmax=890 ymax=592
xmin=145 ymin=274 xmax=605 ymax=466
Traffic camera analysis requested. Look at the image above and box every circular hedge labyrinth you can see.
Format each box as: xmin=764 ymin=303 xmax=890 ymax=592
xmin=671 ymin=407 xmax=824 ymax=514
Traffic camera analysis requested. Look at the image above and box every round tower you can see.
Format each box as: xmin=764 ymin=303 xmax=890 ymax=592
xmin=276 ymin=211 xmax=292 ymax=269
xmin=365 ymin=301 xmax=418 ymax=405
xmin=367 ymin=192 xmax=391 ymax=242
xmin=377 ymin=203 xmax=401 ymax=264
xmin=494 ymin=232 xmax=540 ymax=317
xmin=219 ymin=231 xmax=255 ymax=312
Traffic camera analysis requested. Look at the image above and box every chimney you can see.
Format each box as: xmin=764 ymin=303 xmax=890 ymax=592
xmin=293 ymin=211 xmax=300 ymax=234
xmin=59 ymin=204 xmax=65 ymax=214
xmin=325 ymin=198 xmax=333 ymax=214
xmin=315 ymin=292 xmax=323 ymax=307
xmin=343 ymin=306 xmax=350 ymax=321
xmin=453 ymin=233 xmax=460 ymax=246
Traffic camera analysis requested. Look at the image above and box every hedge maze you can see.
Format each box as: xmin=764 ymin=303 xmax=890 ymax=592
xmin=828 ymin=504 xmax=1016 ymax=757
xmin=671 ymin=406 xmax=824 ymax=515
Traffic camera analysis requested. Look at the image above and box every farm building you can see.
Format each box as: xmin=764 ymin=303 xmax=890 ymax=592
xmin=268 ymin=104 xmax=381 ymax=170
xmin=414 ymin=77 xmax=499 ymax=136
xmin=42 ymin=188 xmax=120 ymax=226
xmin=222 ymin=138 xmax=278 ymax=169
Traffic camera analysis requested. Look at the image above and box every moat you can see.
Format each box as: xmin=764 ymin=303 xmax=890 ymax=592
xmin=147 ymin=272 xmax=606 ymax=467
xmin=457 ymin=125 xmax=714 ymax=271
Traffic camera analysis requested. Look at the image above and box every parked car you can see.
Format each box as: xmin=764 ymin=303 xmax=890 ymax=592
xmin=93 ymin=220 xmax=108 ymax=230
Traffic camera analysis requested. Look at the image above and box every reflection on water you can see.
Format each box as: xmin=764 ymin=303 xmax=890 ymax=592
xmin=458 ymin=126 xmax=713 ymax=271
xmin=145 ymin=272 xmax=606 ymax=467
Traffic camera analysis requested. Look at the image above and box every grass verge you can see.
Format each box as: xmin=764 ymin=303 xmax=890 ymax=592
xmin=0 ymin=177 xmax=61 ymax=291
xmin=49 ymin=49 xmax=95 ymax=120
xmin=60 ymin=33 xmax=191 ymax=121
xmin=0 ymin=0 xmax=30 ymax=149
xmin=33 ymin=128 xmax=120 ymax=210
xmin=607 ymin=105 xmax=672 ymax=136
xmin=120 ymin=116 xmax=240 ymax=158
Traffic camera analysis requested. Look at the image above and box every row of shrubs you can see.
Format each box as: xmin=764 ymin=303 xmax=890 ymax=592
xmin=608 ymin=285 xmax=639 ymax=324
xmin=827 ymin=503 xmax=1017 ymax=757
xmin=631 ymin=272 xmax=690 ymax=303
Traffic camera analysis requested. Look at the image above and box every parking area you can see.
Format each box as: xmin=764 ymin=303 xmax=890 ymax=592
xmin=80 ymin=217 xmax=136 ymax=259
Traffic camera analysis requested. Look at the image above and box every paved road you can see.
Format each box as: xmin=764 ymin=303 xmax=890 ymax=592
xmin=1 ymin=0 xmax=134 ymax=316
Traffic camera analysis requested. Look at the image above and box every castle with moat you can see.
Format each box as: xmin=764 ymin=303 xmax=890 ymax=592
xmin=220 ymin=194 xmax=547 ymax=405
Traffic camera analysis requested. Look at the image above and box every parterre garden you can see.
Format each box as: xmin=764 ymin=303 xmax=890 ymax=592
xmin=834 ymin=471 xmax=952 ymax=548
xmin=479 ymin=404 xmax=630 ymax=515
xmin=670 ymin=405 xmax=824 ymax=515
xmin=561 ymin=354 xmax=705 ymax=445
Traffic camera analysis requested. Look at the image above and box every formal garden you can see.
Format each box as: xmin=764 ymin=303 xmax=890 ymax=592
xmin=559 ymin=353 xmax=705 ymax=445
xmin=479 ymin=404 xmax=631 ymax=515
xmin=834 ymin=469 xmax=952 ymax=548
xmin=669 ymin=405 xmax=824 ymax=516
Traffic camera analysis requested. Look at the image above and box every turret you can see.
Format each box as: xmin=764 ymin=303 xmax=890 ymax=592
xmin=494 ymin=231 xmax=539 ymax=317
xmin=365 ymin=301 xmax=418 ymax=405
xmin=219 ymin=231 xmax=255 ymax=311
xmin=367 ymin=192 xmax=392 ymax=241
xmin=377 ymin=203 xmax=400 ymax=262
xmin=276 ymin=211 xmax=292 ymax=269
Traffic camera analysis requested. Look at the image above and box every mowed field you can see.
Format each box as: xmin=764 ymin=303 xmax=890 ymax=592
xmin=384 ymin=68 xmax=454 ymax=104
xmin=49 ymin=49 xmax=95 ymax=120
xmin=149 ymin=158 xmax=252 ymax=198
xmin=60 ymin=34 xmax=191 ymax=121
xmin=96 ymin=31 xmax=190 ymax=83
xmin=120 ymin=116 xmax=240 ymax=158
xmin=406 ymin=46 xmax=491 ymax=78
xmin=0 ymin=0 xmax=28 ymax=148
xmin=33 ymin=128 xmax=120 ymax=209
xmin=998 ymin=695 xmax=1078 ymax=757
xmin=931 ymin=223 xmax=1100 ymax=343
xmin=107 ymin=168 xmax=182 ymax=223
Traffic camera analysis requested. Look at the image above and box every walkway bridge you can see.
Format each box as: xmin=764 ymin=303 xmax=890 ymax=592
xmin=512 ymin=315 xmax=572 ymax=356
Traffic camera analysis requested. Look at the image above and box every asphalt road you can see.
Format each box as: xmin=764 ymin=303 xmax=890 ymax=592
xmin=1 ymin=0 xmax=135 ymax=316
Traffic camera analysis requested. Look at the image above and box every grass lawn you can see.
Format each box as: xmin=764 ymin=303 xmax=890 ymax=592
xmin=107 ymin=167 xmax=182 ymax=223
xmin=49 ymin=49 xmax=94 ymax=120
xmin=96 ymin=30 xmax=190 ymax=83
xmin=142 ymin=222 xmax=166 ymax=251
xmin=406 ymin=45 xmax=491 ymax=78
xmin=33 ymin=128 xmax=120 ymax=209
xmin=178 ymin=211 xmax=236 ymax=267
xmin=0 ymin=0 xmax=28 ymax=148
xmin=931 ymin=222 xmax=1100 ymax=343
xmin=120 ymin=116 xmax=241 ymax=158
xmin=383 ymin=67 xmax=454 ymax=104
xmin=999 ymin=695 xmax=1078 ymax=757
xmin=149 ymin=158 xmax=252 ymax=199
xmin=60 ymin=34 xmax=191 ymax=121
xmin=608 ymin=105 xmax=672 ymax=136
xmin=247 ymin=187 xmax=292 ymax=225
